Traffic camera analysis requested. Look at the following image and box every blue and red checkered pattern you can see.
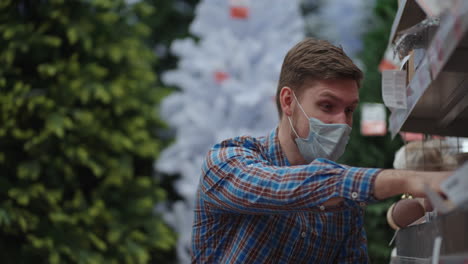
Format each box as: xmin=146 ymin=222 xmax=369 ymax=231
xmin=192 ymin=127 xmax=381 ymax=263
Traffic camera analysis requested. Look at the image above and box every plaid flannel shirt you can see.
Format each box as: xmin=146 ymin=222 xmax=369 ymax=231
xmin=192 ymin=127 xmax=381 ymax=263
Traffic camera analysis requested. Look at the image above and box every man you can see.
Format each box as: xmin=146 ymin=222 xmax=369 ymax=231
xmin=191 ymin=38 xmax=450 ymax=263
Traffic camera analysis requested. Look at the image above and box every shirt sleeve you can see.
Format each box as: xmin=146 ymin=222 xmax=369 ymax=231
xmin=199 ymin=137 xmax=381 ymax=214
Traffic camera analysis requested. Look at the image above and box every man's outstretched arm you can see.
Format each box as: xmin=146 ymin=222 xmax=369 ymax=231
xmin=373 ymin=169 xmax=451 ymax=200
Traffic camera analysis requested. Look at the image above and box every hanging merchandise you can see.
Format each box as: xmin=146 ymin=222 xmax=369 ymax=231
xmin=229 ymin=0 xmax=249 ymax=19
xmin=361 ymin=103 xmax=387 ymax=136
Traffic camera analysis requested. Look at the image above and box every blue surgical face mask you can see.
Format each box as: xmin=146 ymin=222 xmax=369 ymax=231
xmin=287 ymin=92 xmax=352 ymax=163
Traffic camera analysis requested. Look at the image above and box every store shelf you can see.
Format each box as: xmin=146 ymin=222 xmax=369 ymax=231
xmin=392 ymin=208 xmax=468 ymax=263
xmin=384 ymin=2 xmax=468 ymax=263
xmin=387 ymin=0 xmax=468 ymax=138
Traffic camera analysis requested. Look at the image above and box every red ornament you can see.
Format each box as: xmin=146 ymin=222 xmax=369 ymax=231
xmin=229 ymin=0 xmax=249 ymax=19
xmin=214 ymin=71 xmax=229 ymax=84
xmin=230 ymin=6 xmax=249 ymax=19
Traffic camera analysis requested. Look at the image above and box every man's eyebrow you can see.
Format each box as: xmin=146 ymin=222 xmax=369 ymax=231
xmin=318 ymin=92 xmax=359 ymax=105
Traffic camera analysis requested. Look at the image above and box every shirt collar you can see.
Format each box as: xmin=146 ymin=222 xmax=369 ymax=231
xmin=264 ymin=127 xmax=290 ymax=167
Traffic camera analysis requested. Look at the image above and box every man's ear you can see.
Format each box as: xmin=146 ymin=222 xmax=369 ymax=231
xmin=279 ymin=86 xmax=294 ymax=116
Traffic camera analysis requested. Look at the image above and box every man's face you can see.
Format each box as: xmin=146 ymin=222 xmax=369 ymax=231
xmin=291 ymin=78 xmax=359 ymax=139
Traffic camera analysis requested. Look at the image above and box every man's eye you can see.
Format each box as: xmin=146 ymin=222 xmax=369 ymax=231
xmin=346 ymin=107 xmax=355 ymax=114
xmin=321 ymin=104 xmax=332 ymax=111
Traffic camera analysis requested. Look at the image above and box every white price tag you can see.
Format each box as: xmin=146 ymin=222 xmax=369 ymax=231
xmin=382 ymin=70 xmax=407 ymax=109
xmin=361 ymin=103 xmax=387 ymax=136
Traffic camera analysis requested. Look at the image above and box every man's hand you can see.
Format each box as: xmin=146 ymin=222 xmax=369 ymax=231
xmin=373 ymin=169 xmax=452 ymax=200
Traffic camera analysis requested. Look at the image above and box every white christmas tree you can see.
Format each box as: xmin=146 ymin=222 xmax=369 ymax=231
xmin=303 ymin=0 xmax=376 ymax=66
xmin=156 ymin=0 xmax=304 ymax=263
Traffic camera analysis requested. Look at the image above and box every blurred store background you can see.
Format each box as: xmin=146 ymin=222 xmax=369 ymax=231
xmin=1 ymin=0 xmax=418 ymax=263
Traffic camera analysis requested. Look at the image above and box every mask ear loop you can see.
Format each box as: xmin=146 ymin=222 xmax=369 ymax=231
xmin=287 ymin=116 xmax=301 ymax=139
xmin=288 ymin=91 xmax=308 ymax=140
xmin=291 ymin=91 xmax=310 ymax=119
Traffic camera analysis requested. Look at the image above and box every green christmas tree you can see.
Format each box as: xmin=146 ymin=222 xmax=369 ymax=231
xmin=0 ymin=0 xmax=176 ymax=263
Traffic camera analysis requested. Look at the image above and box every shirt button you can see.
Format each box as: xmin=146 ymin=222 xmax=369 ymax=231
xmin=301 ymin=232 xmax=306 ymax=238
xmin=319 ymin=205 xmax=325 ymax=211
xmin=351 ymin=192 xmax=358 ymax=199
